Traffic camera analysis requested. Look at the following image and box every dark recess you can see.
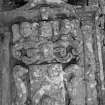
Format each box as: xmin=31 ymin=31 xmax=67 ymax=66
xmin=62 ymin=57 xmax=78 ymax=70
xmin=67 ymin=0 xmax=87 ymax=6
xmin=9 ymin=0 xmax=28 ymax=7
xmin=0 ymin=33 xmax=5 ymax=43
xmin=2 ymin=0 xmax=28 ymax=10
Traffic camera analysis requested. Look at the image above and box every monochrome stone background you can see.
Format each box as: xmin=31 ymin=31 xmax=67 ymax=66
xmin=0 ymin=0 xmax=105 ymax=105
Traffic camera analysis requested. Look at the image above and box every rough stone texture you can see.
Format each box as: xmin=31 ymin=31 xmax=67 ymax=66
xmin=0 ymin=0 xmax=105 ymax=105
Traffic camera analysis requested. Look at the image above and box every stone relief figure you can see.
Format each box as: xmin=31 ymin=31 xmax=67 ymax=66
xmin=0 ymin=0 xmax=105 ymax=105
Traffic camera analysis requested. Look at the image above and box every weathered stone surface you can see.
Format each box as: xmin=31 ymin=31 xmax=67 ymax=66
xmin=1 ymin=1 xmax=105 ymax=105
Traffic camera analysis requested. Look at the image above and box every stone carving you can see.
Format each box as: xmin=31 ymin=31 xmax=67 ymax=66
xmin=0 ymin=0 xmax=105 ymax=105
